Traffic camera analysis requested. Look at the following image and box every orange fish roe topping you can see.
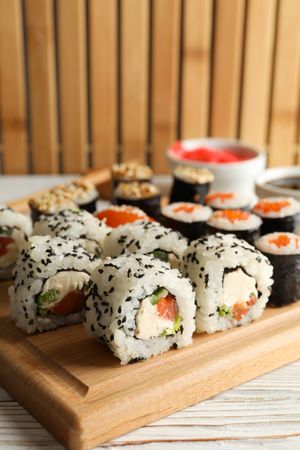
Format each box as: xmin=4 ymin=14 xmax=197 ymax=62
xmin=205 ymin=192 xmax=234 ymax=203
xmin=173 ymin=204 xmax=199 ymax=213
xmin=254 ymin=200 xmax=290 ymax=214
xmin=215 ymin=209 xmax=250 ymax=223
xmin=268 ymin=233 xmax=299 ymax=248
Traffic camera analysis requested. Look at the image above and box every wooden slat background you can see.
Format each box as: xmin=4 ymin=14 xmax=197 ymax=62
xmin=0 ymin=0 xmax=300 ymax=174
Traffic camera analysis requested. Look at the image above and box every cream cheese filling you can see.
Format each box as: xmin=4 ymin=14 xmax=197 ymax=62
xmin=135 ymin=295 xmax=176 ymax=340
xmin=221 ymin=269 xmax=257 ymax=307
xmin=42 ymin=270 xmax=90 ymax=304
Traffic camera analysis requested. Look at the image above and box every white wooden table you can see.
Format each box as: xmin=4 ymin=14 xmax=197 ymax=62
xmin=1 ymin=175 xmax=300 ymax=450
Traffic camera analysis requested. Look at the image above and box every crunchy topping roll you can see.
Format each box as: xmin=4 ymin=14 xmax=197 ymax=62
xmin=112 ymin=162 xmax=153 ymax=181
xmin=174 ymin=165 xmax=214 ymax=184
xmin=115 ymin=182 xmax=160 ymax=199
xmin=29 ymin=191 xmax=77 ymax=214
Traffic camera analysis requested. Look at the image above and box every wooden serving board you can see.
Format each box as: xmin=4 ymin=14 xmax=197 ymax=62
xmin=1 ymin=170 xmax=300 ymax=449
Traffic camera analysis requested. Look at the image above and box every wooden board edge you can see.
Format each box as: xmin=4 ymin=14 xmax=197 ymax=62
xmin=1 ymin=305 xmax=300 ymax=449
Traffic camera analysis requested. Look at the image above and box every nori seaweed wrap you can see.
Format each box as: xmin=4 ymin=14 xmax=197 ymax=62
xmin=114 ymin=182 xmax=161 ymax=219
xmin=170 ymin=165 xmax=214 ymax=205
xmin=253 ymin=197 xmax=300 ymax=235
xmin=255 ymin=232 xmax=300 ymax=306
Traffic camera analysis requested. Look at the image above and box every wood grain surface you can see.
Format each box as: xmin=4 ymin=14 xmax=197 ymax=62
xmin=2 ymin=285 xmax=300 ymax=450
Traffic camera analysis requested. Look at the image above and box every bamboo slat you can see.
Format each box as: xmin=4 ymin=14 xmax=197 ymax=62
xmin=151 ymin=0 xmax=181 ymax=173
xmin=210 ymin=0 xmax=246 ymax=138
xmin=269 ymin=0 xmax=300 ymax=167
xmin=89 ymin=0 xmax=117 ymax=170
xmin=57 ymin=0 xmax=87 ymax=173
xmin=181 ymin=0 xmax=212 ymax=139
xmin=240 ymin=0 xmax=277 ymax=147
xmin=25 ymin=0 xmax=58 ymax=173
xmin=121 ymin=0 xmax=149 ymax=163
xmin=0 ymin=0 xmax=28 ymax=174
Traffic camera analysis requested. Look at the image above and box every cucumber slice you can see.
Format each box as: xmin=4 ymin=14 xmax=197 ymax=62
xmin=152 ymin=249 xmax=169 ymax=262
xmin=150 ymin=287 xmax=168 ymax=305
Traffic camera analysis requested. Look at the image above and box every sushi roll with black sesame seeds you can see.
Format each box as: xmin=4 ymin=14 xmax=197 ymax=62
xmin=32 ymin=209 xmax=110 ymax=257
xmin=54 ymin=180 xmax=99 ymax=213
xmin=84 ymin=254 xmax=195 ymax=364
xmin=0 ymin=205 xmax=32 ymax=279
xmin=252 ymin=197 xmax=300 ymax=235
xmin=207 ymin=209 xmax=262 ymax=245
xmin=181 ymin=233 xmax=273 ymax=333
xmin=103 ymin=220 xmax=188 ymax=268
xmin=255 ymin=232 xmax=300 ymax=306
xmin=161 ymin=202 xmax=212 ymax=241
xmin=205 ymin=192 xmax=251 ymax=211
xmin=114 ymin=182 xmax=161 ymax=219
xmin=170 ymin=165 xmax=214 ymax=205
xmin=9 ymin=236 xmax=99 ymax=333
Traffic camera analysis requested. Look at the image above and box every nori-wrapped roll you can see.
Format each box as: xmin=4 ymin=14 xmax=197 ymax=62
xmin=207 ymin=209 xmax=262 ymax=245
xmin=253 ymin=197 xmax=300 ymax=235
xmin=161 ymin=202 xmax=212 ymax=241
xmin=114 ymin=182 xmax=161 ymax=219
xmin=255 ymin=232 xmax=300 ymax=306
xmin=205 ymin=192 xmax=251 ymax=211
xmin=170 ymin=165 xmax=214 ymax=205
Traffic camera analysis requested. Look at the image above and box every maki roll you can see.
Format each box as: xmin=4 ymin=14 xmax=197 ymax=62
xmin=103 ymin=220 xmax=187 ymax=268
xmin=95 ymin=204 xmax=151 ymax=228
xmin=55 ymin=180 xmax=99 ymax=213
xmin=84 ymin=254 xmax=195 ymax=364
xmin=169 ymin=165 xmax=214 ymax=204
xmin=0 ymin=206 xmax=32 ymax=279
xmin=253 ymin=197 xmax=300 ymax=235
xmin=114 ymin=182 xmax=161 ymax=219
xmin=111 ymin=162 xmax=153 ymax=189
xmin=207 ymin=209 xmax=262 ymax=245
xmin=255 ymin=232 xmax=300 ymax=306
xmin=181 ymin=233 xmax=273 ymax=333
xmin=32 ymin=209 xmax=110 ymax=256
xmin=29 ymin=190 xmax=77 ymax=223
xmin=161 ymin=202 xmax=212 ymax=241
xmin=205 ymin=192 xmax=251 ymax=211
xmin=9 ymin=236 xmax=99 ymax=333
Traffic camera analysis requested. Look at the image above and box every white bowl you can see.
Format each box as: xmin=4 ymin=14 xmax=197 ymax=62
xmin=167 ymin=138 xmax=266 ymax=196
xmin=255 ymin=166 xmax=300 ymax=201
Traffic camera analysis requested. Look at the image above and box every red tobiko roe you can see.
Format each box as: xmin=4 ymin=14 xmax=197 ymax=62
xmin=171 ymin=141 xmax=251 ymax=164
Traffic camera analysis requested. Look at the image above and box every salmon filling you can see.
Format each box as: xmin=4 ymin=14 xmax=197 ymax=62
xmin=37 ymin=271 xmax=90 ymax=317
xmin=218 ymin=268 xmax=258 ymax=321
xmin=135 ymin=287 xmax=181 ymax=340
xmin=0 ymin=227 xmax=18 ymax=268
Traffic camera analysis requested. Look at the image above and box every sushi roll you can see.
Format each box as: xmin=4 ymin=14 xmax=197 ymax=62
xmin=55 ymin=180 xmax=99 ymax=213
xmin=207 ymin=209 xmax=262 ymax=245
xmin=255 ymin=232 xmax=300 ymax=306
xmin=205 ymin=192 xmax=251 ymax=211
xmin=114 ymin=182 xmax=161 ymax=219
xmin=253 ymin=197 xmax=300 ymax=235
xmin=169 ymin=165 xmax=214 ymax=204
xmin=29 ymin=190 xmax=77 ymax=223
xmin=181 ymin=233 xmax=273 ymax=333
xmin=84 ymin=254 xmax=195 ymax=364
xmin=103 ymin=220 xmax=187 ymax=268
xmin=32 ymin=209 xmax=110 ymax=256
xmin=0 ymin=206 xmax=32 ymax=279
xmin=111 ymin=162 xmax=153 ymax=189
xmin=95 ymin=204 xmax=151 ymax=228
xmin=161 ymin=202 xmax=212 ymax=241
xmin=9 ymin=235 xmax=99 ymax=333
